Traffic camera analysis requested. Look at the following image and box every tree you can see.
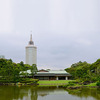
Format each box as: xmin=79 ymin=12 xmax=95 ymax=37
xmin=65 ymin=61 xmax=90 ymax=80
xmin=31 ymin=64 xmax=38 ymax=78
xmin=0 ymin=59 xmax=20 ymax=83
xmin=0 ymin=59 xmax=39 ymax=83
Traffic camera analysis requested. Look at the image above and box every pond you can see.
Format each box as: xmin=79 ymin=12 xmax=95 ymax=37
xmin=0 ymin=86 xmax=100 ymax=100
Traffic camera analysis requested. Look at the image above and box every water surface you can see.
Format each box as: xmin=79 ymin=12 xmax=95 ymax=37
xmin=0 ymin=86 xmax=100 ymax=100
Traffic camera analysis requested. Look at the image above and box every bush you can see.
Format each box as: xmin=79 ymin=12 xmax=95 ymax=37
xmin=20 ymin=78 xmax=38 ymax=83
xmin=96 ymin=81 xmax=100 ymax=86
xmin=0 ymin=78 xmax=14 ymax=83
xmin=63 ymin=81 xmax=75 ymax=88
xmin=68 ymin=81 xmax=75 ymax=86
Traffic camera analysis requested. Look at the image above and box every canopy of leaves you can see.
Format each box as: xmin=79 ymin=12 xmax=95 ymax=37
xmin=0 ymin=59 xmax=37 ymax=83
xmin=65 ymin=59 xmax=100 ymax=82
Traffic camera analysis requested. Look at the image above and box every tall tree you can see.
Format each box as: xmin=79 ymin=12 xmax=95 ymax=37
xmin=31 ymin=64 xmax=38 ymax=78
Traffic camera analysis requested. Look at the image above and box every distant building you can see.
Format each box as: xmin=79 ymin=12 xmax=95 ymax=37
xmin=26 ymin=34 xmax=37 ymax=66
xmin=0 ymin=55 xmax=5 ymax=59
xmin=20 ymin=70 xmax=71 ymax=80
xmin=34 ymin=70 xmax=71 ymax=80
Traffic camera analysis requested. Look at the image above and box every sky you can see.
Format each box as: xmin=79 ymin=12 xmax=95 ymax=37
xmin=0 ymin=0 xmax=100 ymax=70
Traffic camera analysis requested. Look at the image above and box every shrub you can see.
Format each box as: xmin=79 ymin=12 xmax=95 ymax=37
xmin=63 ymin=81 xmax=75 ymax=88
xmin=20 ymin=78 xmax=38 ymax=83
xmin=96 ymin=81 xmax=100 ymax=86
xmin=0 ymin=79 xmax=14 ymax=83
xmin=68 ymin=81 xmax=75 ymax=86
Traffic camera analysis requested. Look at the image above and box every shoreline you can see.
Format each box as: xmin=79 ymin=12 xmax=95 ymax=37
xmin=65 ymin=85 xmax=99 ymax=89
xmin=0 ymin=80 xmax=99 ymax=89
xmin=0 ymin=82 xmax=38 ymax=86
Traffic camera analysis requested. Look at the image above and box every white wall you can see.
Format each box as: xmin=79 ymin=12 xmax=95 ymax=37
xmin=26 ymin=46 xmax=37 ymax=66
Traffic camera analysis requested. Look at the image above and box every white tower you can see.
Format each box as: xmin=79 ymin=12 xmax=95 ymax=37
xmin=26 ymin=34 xmax=37 ymax=66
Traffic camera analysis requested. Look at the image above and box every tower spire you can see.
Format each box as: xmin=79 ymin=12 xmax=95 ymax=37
xmin=30 ymin=34 xmax=32 ymax=41
xmin=29 ymin=34 xmax=34 ymax=45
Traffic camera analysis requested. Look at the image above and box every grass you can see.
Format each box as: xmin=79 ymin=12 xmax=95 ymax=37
xmin=38 ymin=80 xmax=98 ymax=87
xmin=85 ymin=82 xmax=97 ymax=86
xmin=64 ymin=82 xmax=97 ymax=89
xmin=38 ymin=80 xmax=73 ymax=87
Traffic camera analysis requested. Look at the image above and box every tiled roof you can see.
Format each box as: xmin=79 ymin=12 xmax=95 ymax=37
xmin=35 ymin=70 xmax=71 ymax=76
xmin=37 ymin=70 xmax=68 ymax=74
xmin=20 ymin=70 xmax=71 ymax=76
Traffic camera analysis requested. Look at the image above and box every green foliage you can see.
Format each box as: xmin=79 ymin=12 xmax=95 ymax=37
xmin=68 ymin=81 xmax=75 ymax=86
xmin=65 ymin=61 xmax=90 ymax=80
xmin=20 ymin=78 xmax=38 ymax=83
xmin=31 ymin=64 xmax=38 ymax=77
xmin=96 ymin=81 xmax=100 ymax=86
xmin=65 ymin=59 xmax=100 ymax=82
xmin=63 ymin=81 xmax=76 ymax=87
xmin=96 ymin=76 xmax=100 ymax=86
xmin=17 ymin=61 xmax=32 ymax=71
xmin=0 ymin=59 xmax=20 ymax=83
xmin=0 ymin=59 xmax=38 ymax=83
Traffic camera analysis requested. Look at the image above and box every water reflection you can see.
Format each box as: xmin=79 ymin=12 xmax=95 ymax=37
xmin=66 ymin=87 xmax=100 ymax=100
xmin=0 ymin=86 xmax=100 ymax=100
xmin=0 ymin=86 xmax=38 ymax=100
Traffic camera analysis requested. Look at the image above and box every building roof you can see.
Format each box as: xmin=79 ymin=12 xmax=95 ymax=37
xmin=37 ymin=70 xmax=67 ymax=74
xmin=20 ymin=70 xmax=31 ymax=75
xmin=35 ymin=70 xmax=71 ymax=76
xmin=20 ymin=70 xmax=71 ymax=76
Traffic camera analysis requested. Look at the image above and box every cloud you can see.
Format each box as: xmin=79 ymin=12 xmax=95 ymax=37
xmin=0 ymin=0 xmax=100 ymax=69
xmin=76 ymin=39 xmax=92 ymax=46
xmin=0 ymin=0 xmax=13 ymax=33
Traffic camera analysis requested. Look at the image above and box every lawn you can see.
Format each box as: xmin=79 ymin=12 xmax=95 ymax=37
xmin=85 ymin=82 xmax=97 ymax=86
xmin=37 ymin=80 xmax=98 ymax=87
xmin=38 ymin=80 xmax=73 ymax=87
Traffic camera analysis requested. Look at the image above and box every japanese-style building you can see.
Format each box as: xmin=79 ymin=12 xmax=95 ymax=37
xmin=34 ymin=69 xmax=71 ymax=80
xmin=20 ymin=69 xmax=71 ymax=80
